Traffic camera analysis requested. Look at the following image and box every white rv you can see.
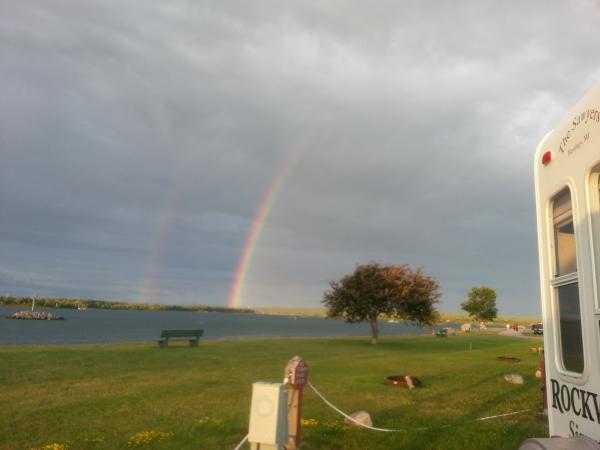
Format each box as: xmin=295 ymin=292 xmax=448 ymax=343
xmin=522 ymin=82 xmax=600 ymax=449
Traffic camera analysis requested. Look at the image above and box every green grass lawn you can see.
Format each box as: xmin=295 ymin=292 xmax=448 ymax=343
xmin=0 ymin=333 xmax=547 ymax=450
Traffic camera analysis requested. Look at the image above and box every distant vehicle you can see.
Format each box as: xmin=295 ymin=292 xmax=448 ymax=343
xmin=522 ymin=81 xmax=600 ymax=449
xmin=434 ymin=328 xmax=448 ymax=337
xmin=531 ymin=323 xmax=543 ymax=335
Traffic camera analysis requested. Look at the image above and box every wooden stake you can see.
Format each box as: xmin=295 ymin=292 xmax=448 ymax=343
xmin=284 ymin=356 xmax=308 ymax=450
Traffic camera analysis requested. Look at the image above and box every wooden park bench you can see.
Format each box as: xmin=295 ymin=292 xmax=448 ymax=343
xmin=158 ymin=329 xmax=203 ymax=347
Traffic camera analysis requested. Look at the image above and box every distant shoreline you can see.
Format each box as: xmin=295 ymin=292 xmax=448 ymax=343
xmin=254 ymin=306 xmax=541 ymax=326
xmin=0 ymin=296 xmax=253 ymax=314
xmin=0 ymin=296 xmax=541 ymax=326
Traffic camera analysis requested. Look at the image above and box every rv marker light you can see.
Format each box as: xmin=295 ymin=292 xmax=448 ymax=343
xmin=542 ymin=151 xmax=552 ymax=165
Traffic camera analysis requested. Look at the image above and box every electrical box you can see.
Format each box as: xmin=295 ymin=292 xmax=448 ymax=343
xmin=248 ymin=382 xmax=288 ymax=449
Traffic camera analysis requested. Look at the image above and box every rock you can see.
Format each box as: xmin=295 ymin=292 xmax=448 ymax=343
xmin=344 ymin=411 xmax=372 ymax=428
xmin=385 ymin=375 xmax=422 ymax=388
xmin=535 ymin=369 xmax=542 ymax=379
xmin=527 ymin=347 xmax=544 ymax=354
xmin=461 ymin=323 xmax=472 ymax=333
xmin=504 ymin=374 xmax=524 ymax=385
xmin=10 ymin=310 xmax=64 ymax=320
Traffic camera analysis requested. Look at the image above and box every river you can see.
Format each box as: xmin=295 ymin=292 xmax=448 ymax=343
xmin=0 ymin=307 xmax=430 ymax=344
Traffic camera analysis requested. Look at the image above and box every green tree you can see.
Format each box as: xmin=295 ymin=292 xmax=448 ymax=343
xmin=322 ymin=263 xmax=441 ymax=344
xmin=461 ymin=286 xmax=498 ymax=327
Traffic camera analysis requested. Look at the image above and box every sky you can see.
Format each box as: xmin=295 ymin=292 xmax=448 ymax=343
xmin=1 ymin=1 xmax=600 ymax=316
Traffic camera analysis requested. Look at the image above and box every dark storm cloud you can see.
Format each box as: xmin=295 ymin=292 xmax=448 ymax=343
xmin=1 ymin=0 xmax=600 ymax=313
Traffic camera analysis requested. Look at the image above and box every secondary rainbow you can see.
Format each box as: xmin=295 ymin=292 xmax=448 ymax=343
xmin=137 ymin=159 xmax=191 ymax=305
xmin=228 ymin=148 xmax=302 ymax=308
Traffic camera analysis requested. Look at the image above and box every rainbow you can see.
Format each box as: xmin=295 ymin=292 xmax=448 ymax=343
xmin=228 ymin=148 xmax=302 ymax=308
xmin=138 ymin=161 xmax=189 ymax=305
xmin=138 ymin=210 xmax=174 ymax=304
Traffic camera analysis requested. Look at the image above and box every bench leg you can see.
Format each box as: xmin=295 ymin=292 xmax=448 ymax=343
xmin=189 ymin=339 xmax=199 ymax=347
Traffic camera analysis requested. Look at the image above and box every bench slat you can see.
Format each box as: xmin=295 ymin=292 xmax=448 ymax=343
xmin=160 ymin=329 xmax=203 ymax=338
xmin=158 ymin=329 xmax=203 ymax=347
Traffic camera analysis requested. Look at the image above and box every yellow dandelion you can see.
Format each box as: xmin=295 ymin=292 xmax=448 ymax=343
xmin=300 ymin=418 xmax=319 ymax=426
xmin=31 ymin=443 xmax=68 ymax=450
xmin=198 ymin=416 xmax=223 ymax=426
xmin=128 ymin=431 xmax=173 ymax=447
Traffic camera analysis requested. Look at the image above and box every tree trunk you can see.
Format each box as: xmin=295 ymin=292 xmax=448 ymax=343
xmin=370 ymin=318 xmax=379 ymax=345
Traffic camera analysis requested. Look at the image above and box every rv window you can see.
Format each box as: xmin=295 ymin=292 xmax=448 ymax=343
xmin=551 ymin=188 xmax=584 ymax=374
xmin=557 ymin=283 xmax=584 ymax=373
xmin=553 ymin=189 xmax=577 ymax=276
xmin=591 ymin=164 xmax=600 ymax=310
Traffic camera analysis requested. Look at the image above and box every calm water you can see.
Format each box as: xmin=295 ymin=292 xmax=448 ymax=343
xmin=0 ymin=307 xmax=429 ymax=344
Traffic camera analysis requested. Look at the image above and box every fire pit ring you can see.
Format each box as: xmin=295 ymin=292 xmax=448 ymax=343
xmin=497 ymin=356 xmax=521 ymax=363
xmin=385 ymin=375 xmax=422 ymax=388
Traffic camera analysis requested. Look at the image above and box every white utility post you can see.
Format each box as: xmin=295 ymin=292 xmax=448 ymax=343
xmin=247 ymin=382 xmax=288 ymax=450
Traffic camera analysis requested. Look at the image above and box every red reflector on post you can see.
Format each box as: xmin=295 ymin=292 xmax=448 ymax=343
xmin=542 ymin=151 xmax=552 ymax=165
